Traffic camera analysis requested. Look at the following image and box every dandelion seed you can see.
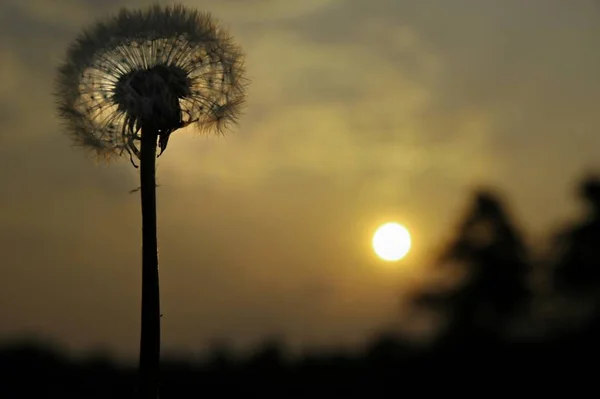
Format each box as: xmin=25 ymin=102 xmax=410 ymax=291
xmin=55 ymin=4 xmax=247 ymax=164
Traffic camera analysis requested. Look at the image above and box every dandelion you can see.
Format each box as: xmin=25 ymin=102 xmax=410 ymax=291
xmin=54 ymin=4 xmax=247 ymax=398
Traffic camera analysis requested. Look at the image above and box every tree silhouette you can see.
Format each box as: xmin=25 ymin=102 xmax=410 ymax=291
xmin=552 ymin=176 xmax=600 ymax=293
xmin=416 ymin=189 xmax=531 ymax=342
xmin=54 ymin=5 xmax=247 ymax=398
xmin=550 ymin=175 xmax=600 ymax=340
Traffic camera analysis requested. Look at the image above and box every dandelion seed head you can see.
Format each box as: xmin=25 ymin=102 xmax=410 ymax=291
xmin=55 ymin=4 xmax=247 ymax=162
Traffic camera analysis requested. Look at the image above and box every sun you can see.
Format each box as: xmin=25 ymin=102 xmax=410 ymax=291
xmin=372 ymin=222 xmax=411 ymax=262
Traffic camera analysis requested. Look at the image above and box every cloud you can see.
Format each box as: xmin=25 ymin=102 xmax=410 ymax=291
xmin=181 ymin=0 xmax=343 ymax=23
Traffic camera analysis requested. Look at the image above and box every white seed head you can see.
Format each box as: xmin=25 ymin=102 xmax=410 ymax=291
xmin=55 ymin=4 xmax=247 ymax=162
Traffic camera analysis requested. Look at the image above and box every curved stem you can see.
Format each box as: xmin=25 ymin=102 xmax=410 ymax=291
xmin=138 ymin=126 xmax=161 ymax=399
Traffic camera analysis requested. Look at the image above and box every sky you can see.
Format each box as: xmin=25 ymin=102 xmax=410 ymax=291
xmin=1 ymin=0 xmax=600 ymax=361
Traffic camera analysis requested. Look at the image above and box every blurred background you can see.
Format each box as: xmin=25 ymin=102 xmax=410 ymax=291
xmin=2 ymin=0 xmax=600 ymax=396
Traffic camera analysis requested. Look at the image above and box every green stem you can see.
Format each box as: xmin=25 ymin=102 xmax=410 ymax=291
xmin=138 ymin=126 xmax=161 ymax=399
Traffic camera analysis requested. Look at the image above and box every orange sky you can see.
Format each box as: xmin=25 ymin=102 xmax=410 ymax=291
xmin=2 ymin=0 xmax=600 ymax=361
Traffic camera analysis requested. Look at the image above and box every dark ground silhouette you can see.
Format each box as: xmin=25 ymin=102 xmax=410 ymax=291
xmin=3 ymin=174 xmax=600 ymax=397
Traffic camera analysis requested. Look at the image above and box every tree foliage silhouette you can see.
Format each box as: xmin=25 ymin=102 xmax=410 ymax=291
xmin=552 ymin=175 xmax=600 ymax=293
xmin=54 ymin=5 xmax=247 ymax=398
xmin=550 ymin=175 xmax=600 ymax=337
xmin=417 ymin=189 xmax=531 ymax=341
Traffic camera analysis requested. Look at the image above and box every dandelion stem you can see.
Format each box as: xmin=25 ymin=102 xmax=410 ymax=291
xmin=138 ymin=126 xmax=161 ymax=399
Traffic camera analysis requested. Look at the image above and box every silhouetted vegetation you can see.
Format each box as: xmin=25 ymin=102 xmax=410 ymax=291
xmin=5 ymin=174 xmax=600 ymax=396
xmin=414 ymin=188 xmax=532 ymax=346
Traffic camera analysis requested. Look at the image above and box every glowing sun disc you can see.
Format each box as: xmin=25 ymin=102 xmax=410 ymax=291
xmin=372 ymin=222 xmax=411 ymax=261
